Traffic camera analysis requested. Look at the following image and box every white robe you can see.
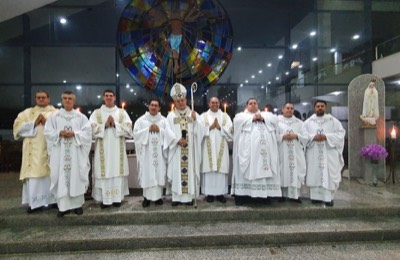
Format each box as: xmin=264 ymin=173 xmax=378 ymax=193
xmin=89 ymin=105 xmax=133 ymax=204
xmin=303 ymin=113 xmax=345 ymax=202
xmin=200 ymin=109 xmax=233 ymax=195
xmin=166 ymin=107 xmax=207 ymax=203
xmin=277 ymin=115 xmax=307 ymax=199
xmin=13 ymin=105 xmax=56 ymax=209
xmin=231 ymin=110 xmax=281 ymax=198
xmin=133 ymin=112 xmax=174 ymax=201
xmin=44 ymin=109 xmax=92 ymax=211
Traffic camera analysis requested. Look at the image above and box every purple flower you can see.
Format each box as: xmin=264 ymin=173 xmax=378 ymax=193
xmin=360 ymin=144 xmax=388 ymax=160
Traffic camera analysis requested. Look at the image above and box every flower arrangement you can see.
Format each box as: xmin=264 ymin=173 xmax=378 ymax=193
xmin=360 ymin=144 xmax=388 ymax=160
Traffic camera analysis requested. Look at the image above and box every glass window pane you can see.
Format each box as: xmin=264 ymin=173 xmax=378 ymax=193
xmin=0 ymin=47 xmax=24 ymax=84
xmin=31 ymin=47 xmax=115 ymax=84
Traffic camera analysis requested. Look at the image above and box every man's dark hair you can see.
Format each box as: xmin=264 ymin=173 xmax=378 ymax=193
xmin=35 ymin=90 xmax=49 ymax=98
xmin=314 ymin=100 xmax=327 ymax=107
xmin=246 ymin=97 xmax=257 ymax=105
xmin=282 ymin=102 xmax=293 ymax=108
xmin=148 ymin=98 xmax=161 ymax=106
xmin=103 ymin=89 xmax=115 ymax=96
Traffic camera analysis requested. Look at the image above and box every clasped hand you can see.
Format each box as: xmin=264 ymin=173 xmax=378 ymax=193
xmin=149 ymin=124 xmax=160 ymax=133
xmin=105 ymin=115 xmax=115 ymax=128
xmin=60 ymin=130 xmax=74 ymax=138
xmin=209 ymin=118 xmax=221 ymax=130
xmin=34 ymin=114 xmax=46 ymax=127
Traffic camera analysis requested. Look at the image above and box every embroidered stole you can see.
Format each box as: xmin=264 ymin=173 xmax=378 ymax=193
xmin=96 ymin=109 xmax=125 ymax=177
xmin=173 ymin=109 xmax=192 ymax=194
xmin=204 ymin=112 xmax=226 ymax=172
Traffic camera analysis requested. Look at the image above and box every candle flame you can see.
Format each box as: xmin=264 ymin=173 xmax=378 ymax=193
xmin=390 ymin=126 xmax=397 ymax=139
xmin=122 ymin=102 xmax=126 ymax=109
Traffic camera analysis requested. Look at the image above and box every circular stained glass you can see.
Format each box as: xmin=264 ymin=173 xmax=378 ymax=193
xmin=117 ymin=0 xmax=233 ymax=97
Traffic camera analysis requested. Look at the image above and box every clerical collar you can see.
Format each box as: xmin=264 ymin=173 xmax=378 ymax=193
xmin=145 ymin=111 xmax=161 ymax=121
xmin=208 ymin=110 xmax=220 ymax=116
xmin=244 ymin=109 xmax=260 ymax=115
xmin=176 ymin=107 xmax=189 ymax=116
xmin=101 ymin=105 xmax=117 ymax=112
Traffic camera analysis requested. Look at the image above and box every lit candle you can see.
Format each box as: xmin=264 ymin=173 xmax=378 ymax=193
xmin=170 ymin=104 xmax=175 ymax=112
xmin=224 ymin=103 xmax=227 ymax=113
xmin=390 ymin=127 xmax=397 ymax=139
xmin=122 ymin=102 xmax=126 ymax=110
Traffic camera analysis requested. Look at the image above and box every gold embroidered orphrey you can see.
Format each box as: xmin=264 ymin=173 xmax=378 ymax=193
xmin=173 ymin=109 xmax=192 ymax=193
xmin=95 ymin=109 xmax=125 ymax=177
xmin=204 ymin=112 xmax=227 ymax=172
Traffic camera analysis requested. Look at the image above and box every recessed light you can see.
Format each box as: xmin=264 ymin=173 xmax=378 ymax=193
xmin=59 ymin=18 xmax=67 ymax=24
xmin=310 ymin=31 xmax=316 ymax=36
xmin=352 ymin=34 xmax=360 ymax=40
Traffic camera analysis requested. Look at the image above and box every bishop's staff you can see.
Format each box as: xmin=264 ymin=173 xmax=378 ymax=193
xmin=191 ymin=82 xmax=198 ymax=209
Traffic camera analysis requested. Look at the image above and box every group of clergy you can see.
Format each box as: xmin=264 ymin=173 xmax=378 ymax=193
xmin=13 ymin=82 xmax=345 ymax=217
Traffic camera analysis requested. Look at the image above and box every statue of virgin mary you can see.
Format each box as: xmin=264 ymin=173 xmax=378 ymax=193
xmin=360 ymin=78 xmax=379 ymax=126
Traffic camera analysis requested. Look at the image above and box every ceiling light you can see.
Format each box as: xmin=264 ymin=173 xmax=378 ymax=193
xmin=116 ymin=73 xmax=119 ymax=77
xmin=312 ymin=57 xmax=318 ymax=61
xmin=59 ymin=18 xmax=67 ymax=24
xmin=258 ymin=70 xmax=262 ymax=74
xmin=267 ymin=63 xmax=272 ymax=67
xmin=292 ymin=44 xmax=298 ymax=49
xmin=62 ymin=80 xmax=67 ymax=83
xmin=88 ymin=111 xmax=92 ymax=114
xmin=299 ymin=65 xmax=303 ymax=69
xmin=276 ymin=77 xmax=280 ymax=80
xmin=237 ymin=46 xmax=242 ymax=51
xmin=251 ymin=75 xmax=255 ymax=79
xmin=57 ymin=102 xmax=62 ymax=107
xmin=285 ymin=71 xmax=289 ymax=75
xmin=268 ymin=81 xmax=271 ymax=84
xmin=302 ymin=102 xmax=308 ymax=106
xmin=330 ymin=91 xmax=342 ymax=96
xmin=76 ymin=85 xmax=82 ymax=90
xmin=330 ymin=48 xmax=336 ymax=53
xmin=261 ymin=85 xmax=265 ymax=89
xmin=278 ymin=55 xmax=283 ymax=59
xmin=352 ymin=34 xmax=360 ymax=40
xmin=97 ymin=95 xmax=101 ymax=99
xmin=310 ymin=31 xmax=316 ymax=36
xmin=126 ymin=84 xmax=130 ymax=88
xmin=130 ymin=89 xmax=133 ymax=92
xmin=240 ymin=84 xmax=243 ymax=87
xmin=245 ymin=80 xmax=249 ymax=83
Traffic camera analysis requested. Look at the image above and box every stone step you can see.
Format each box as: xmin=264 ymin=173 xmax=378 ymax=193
xmin=2 ymin=196 xmax=400 ymax=227
xmin=1 ymin=217 xmax=400 ymax=254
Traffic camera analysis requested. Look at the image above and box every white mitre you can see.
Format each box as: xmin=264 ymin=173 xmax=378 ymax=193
xmin=170 ymin=83 xmax=187 ymax=101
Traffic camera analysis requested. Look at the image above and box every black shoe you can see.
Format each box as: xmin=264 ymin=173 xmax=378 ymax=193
xmin=101 ymin=203 xmax=111 ymax=209
xmin=49 ymin=203 xmax=59 ymax=209
xmin=171 ymin=201 xmax=180 ymax=207
xmin=26 ymin=207 xmax=43 ymax=214
xmin=325 ymin=201 xmax=334 ymax=207
xmin=74 ymin=207 xmax=83 ymax=215
xmin=154 ymin=199 xmax=163 ymax=205
xmin=113 ymin=202 xmax=121 ymax=207
xmin=184 ymin=201 xmax=193 ymax=206
xmin=289 ymin=198 xmax=302 ymax=203
xmin=216 ymin=195 xmax=226 ymax=203
xmin=311 ymin=199 xmax=323 ymax=204
xmin=206 ymin=195 xmax=214 ymax=203
xmin=142 ymin=198 xmax=150 ymax=208
xmin=57 ymin=210 xmax=70 ymax=218
xmin=234 ymin=196 xmax=244 ymax=206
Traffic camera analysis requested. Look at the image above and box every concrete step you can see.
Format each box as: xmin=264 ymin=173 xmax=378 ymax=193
xmin=1 ymin=197 xmax=400 ymax=227
xmin=1 ymin=217 xmax=400 ymax=254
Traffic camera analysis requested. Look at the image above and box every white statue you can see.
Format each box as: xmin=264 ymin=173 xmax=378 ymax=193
xmin=360 ymin=78 xmax=379 ymax=126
